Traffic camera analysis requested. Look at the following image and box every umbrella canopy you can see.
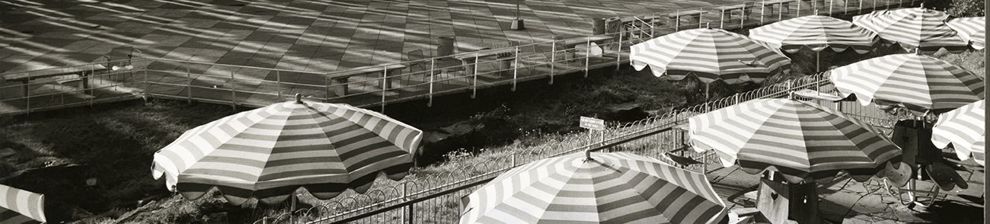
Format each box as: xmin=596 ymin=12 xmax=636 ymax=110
xmin=946 ymin=16 xmax=986 ymax=50
xmin=932 ymin=100 xmax=985 ymax=166
xmin=151 ymin=96 xmax=423 ymax=205
xmin=688 ymin=98 xmax=902 ymax=183
xmin=460 ymin=152 xmax=726 ymax=224
xmin=829 ymin=53 xmax=985 ymax=113
xmin=0 ymin=184 xmax=47 ymax=224
xmin=749 ymin=15 xmax=878 ymax=54
xmin=852 ymin=7 xmax=968 ymax=51
xmin=629 ymin=26 xmax=791 ymax=85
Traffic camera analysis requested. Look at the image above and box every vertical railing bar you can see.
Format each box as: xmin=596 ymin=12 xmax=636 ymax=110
xmin=761 ymin=0 xmax=766 ymax=25
xmin=382 ymin=65 xmax=388 ymax=112
xmin=428 ymin=58 xmax=435 ymax=106
xmin=230 ymin=70 xmax=236 ymax=110
xmin=616 ymin=31 xmax=623 ymax=70
xmin=324 ymin=76 xmax=330 ymax=102
xmin=584 ymin=38 xmax=591 ymax=78
xmin=472 ymin=54 xmax=479 ymax=98
xmin=780 ymin=2 xmax=785 ymax=21
xmin=720 ymin=9 xmax=726 ymax=28
xmin=740 ymin=3 xmax=746 ymax=29
xmin=797 ymin=0 xmax=802 ymax=17
xmin=512 ymin=46 xmax=519 ymax=91
xmin=276 ymin=70 xmax=281 ymax=99
xmin=549 ymin=39 xmax=556 ymax=85
xmin=186 ymin=65 xmax=192 ymax=103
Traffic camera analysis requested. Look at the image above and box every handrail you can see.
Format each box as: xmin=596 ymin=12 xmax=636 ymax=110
xmin=304 ymin=68 xmax=902 ymax=224
xmin=328 ymin=125 xmax=678 ymax=223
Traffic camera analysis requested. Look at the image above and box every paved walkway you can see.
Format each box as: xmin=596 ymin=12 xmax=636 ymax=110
xmin=0 ymin=0 xmax=741 ymax=74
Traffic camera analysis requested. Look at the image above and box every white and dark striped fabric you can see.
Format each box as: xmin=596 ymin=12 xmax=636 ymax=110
xmin=152 ymin=99 xmax=423 ymax=205
xmin=460 ymin=152 xmax=726 ymax=224
xmin=629 ymin=27 xmax=791 ymax=85
xmin=852 ymin=8 xmax=968 ymax=51
xmin=749 ymin=15 xmax=878 ymax=54
xmin=946 ymin=17 xmax=986 ymax=50
xmin=688 ymin=99 xmax=902 ymax=183
xmin=0 ymin=185 xmax=46 ymax=224
xmin=829 ymin=53 xmax=985 ymax=113
xmin=932 ymin=100 xmax=985 ymax=166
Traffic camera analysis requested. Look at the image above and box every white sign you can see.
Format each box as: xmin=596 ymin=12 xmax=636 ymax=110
xmin=579 ymin=116 xmax=605 ymax=131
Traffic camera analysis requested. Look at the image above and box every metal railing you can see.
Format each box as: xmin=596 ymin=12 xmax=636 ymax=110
xmin=0 ymin=0 xmax=919 ymax=116
xmin=250 ymin=68 xmax=906 ymax=224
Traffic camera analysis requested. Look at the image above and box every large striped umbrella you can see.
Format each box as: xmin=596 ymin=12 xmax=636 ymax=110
xmin=0 ymin=184 xmax=47 ymax=224
xmin=151 ymin=95 xmax=423 ymax=205
xmin=829 ymin=53 xmax=985 ymax=113
xmin=946 ymin=17 xmax=986 ymax=50
xmin=460 ymin=152 xmax=726 ymax=224
xmin=749 ymin=15 xmax=878 ymax=54
xmin=932 ymin=100 xmax=985 ymax=166
xmin=688 ymin=99 xmax=902 ymax=183
xmin=851 ymin=7 xmax=968 ymax=51
xmin=629 ymin=26 xmax=791 ymax=85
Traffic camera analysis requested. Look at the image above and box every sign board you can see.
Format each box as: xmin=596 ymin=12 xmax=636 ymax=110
xmin=579 ymin=116 xmax=605 ymax=131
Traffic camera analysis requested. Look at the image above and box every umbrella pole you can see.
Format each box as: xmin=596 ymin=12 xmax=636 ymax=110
xmin=816 ymin=50 xmax=820 ymax=73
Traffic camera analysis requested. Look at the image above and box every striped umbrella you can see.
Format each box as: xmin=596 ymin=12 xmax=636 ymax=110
xmin=629 ymin=26 xmax=791 ymax=85
xmin=946 ymin=17 xmax=986 ymax=50
xmin=749 ymin=15 xmax=878 ymax=54
xmin=688 ymin=99 xmax=902 ymax=183
xmin=0 ymin=184 xmax=47 ymax=224
xmin=852 ymin=7 xmax=968 ymax=51
xmin=151 ymin=95 xmax=423 ymax=205
xmin=829 ymin=53 xmax=985 ymax=113
xmin=460 ymin=152 xmax=726 ymax=224
xmin=932 ymin=100 xmax=985 ymax=166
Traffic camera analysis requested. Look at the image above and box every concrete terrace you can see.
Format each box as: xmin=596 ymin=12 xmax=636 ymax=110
xmin=0 ymin=0 xmax=743 ymax=74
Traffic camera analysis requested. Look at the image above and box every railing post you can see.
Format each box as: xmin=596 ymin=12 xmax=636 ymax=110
xmin=472 ymin=54 xmax=479 ymax=98
xmin=549 ymin=40 xmax=556 ymax=85
xmin=584 ymin=38 xmax=591 ymax=78
xmin=859 ymin=0 xmax=863 ymax=14
xmin=382 ymin=65 xmax=388 ymax=112
xmin=829 ymin=0 xmax=834 ymax=15
xmin=760 ymin=0 xmax=766 ymax=25
xmin=720 ymin=9 xmax=726 ymax=28
xmin=276 ymin=70 xmax=281 ymax=99
xmin=780 ymin=2 xmax=785 ymax=21
xmin=230 ymin=70 xmax=236 ymax=110
xmin=512 ymin=46 xmax=519 ymax=91
xmin=651 ymin=13 xmax=656 ymax=37
xmin=186 ymin=65 xmax=192 ymax=103
xmin=405 ymin=182 xmax=414 ymax=224
xmin=675 ymin=10 xmax=681 ymax=32
xmin=324 ymin=76 xmax=330 ymax=102
xmin=24 ymin=80 xmax=30 ymax=115
xmin=615 ymin=31 xmax=623 ymax=71
xmin=143 ymin=69 xmax=149 ymax=98
xmin=740 ymin=4 xmax=746 ymax=29
xmin=511 ymin=153 xmax=516 ymax=167
xmin=428 ymin=58 xmax=435 ymax=107
xmin=812 ymin=0 xmax=817 ymax=14
xmin=797 ymin=0 xmax=802 ymax=17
